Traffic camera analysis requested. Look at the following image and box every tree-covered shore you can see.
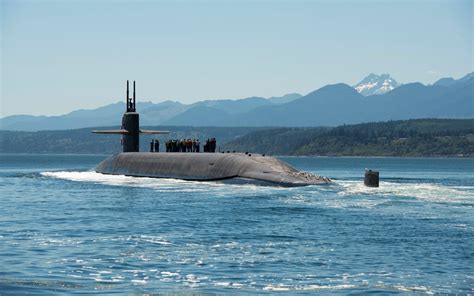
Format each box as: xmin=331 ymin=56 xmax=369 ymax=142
xmin=222 ymin=119 xmax=474 ymax=157
xmin=1 ymin=119 xmax=472 ymax=157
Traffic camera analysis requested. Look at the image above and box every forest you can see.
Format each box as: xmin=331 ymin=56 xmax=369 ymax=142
xmin=222 ymin=119 xmax=474 ymax=157
xmin=1 ymin=119 xmax=472 ymax=156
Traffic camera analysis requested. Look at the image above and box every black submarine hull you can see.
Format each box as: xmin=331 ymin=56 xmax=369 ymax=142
xmin=95 ymin=152 xmax=331 ymax=187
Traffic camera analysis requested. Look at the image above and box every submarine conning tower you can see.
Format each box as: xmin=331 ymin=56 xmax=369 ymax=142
xmin=92 ymin=81 xmax=170 ymax=151
xmin=123 ymin=80 xmax=139 ymax=152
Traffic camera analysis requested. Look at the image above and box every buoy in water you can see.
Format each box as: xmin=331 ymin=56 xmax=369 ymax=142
xmin=364 ymin=169 xmax=379 ymax=187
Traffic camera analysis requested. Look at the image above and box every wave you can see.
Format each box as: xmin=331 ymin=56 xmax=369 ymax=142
xmin=261 ymin=283 xmax=437 ymax=293
xmin=336 ymin=180 xmax=474 ymax=204
xmin=41 ymin=171 xmax=473 ymax=205
xmin=40 ymin=170 xmax=289 ymax=196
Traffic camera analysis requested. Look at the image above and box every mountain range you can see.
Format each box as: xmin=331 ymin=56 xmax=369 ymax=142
xmin=1 ymin=73 xmax=472 ymax=131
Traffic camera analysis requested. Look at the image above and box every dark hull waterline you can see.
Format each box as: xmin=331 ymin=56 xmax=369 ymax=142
xmin=95 ymin=152 xmax=331 ymax=187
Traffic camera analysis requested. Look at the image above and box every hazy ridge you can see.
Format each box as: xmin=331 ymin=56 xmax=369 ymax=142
xmin=1 ymin=73 xmax=472 ymax=131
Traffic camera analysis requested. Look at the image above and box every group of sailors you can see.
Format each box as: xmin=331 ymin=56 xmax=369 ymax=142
xmin=165 ymin=139 xmax=200 ymax=153
xmin=203 ymin=138 xmax=217 ymax=153
xmin=149 ymin=138 xmax=217 ymax=153
xmin=150 ymin=139 xmax=160 ymax=152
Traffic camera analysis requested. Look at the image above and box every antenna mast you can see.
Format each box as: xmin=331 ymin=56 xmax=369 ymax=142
xmin=133 ymin=81 xmax=136 ymax=112
xmin=126 ymin=80 xmax=136 ymax=112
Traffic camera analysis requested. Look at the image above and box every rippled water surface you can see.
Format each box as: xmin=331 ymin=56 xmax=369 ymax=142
xmin=1 ymin=154 xmax=473 ymax=294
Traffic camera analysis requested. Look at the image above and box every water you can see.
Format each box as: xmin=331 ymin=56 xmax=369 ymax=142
xmin=1 ymin=154 xmax=473 ymax=294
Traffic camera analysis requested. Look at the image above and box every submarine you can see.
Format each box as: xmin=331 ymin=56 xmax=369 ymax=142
xmin=93 ymin=81 xmax=331 ymax=187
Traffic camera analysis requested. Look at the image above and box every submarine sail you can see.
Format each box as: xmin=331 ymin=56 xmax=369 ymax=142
xmin=93 ymin=80 xmax=169 ymax=152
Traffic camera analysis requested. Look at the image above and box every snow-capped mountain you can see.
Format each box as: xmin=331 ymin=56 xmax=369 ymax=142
xmin=353 ymin=73 xmax=400 ymax=96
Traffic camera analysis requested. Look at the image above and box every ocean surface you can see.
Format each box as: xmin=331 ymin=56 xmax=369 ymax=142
xmin=0 ymin=154 xmax=473 ymax=295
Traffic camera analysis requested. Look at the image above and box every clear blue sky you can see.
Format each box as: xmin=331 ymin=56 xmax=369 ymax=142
xmin=1 ymin=0 xmax=472 ymax=117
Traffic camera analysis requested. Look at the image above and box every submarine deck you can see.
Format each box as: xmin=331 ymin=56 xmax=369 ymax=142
xmin=95 ymin=152 xmax=330 ymax=187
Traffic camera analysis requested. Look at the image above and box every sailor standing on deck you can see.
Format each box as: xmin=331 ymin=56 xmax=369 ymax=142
xmin=210 ymin=138 xmax=216 ymax=152
xmin=154 ymin=139 xmax=160 ymax=152
xmin=150 ymin=139 xmax=154 ymax=152
xmin=188 ymin=139 xmax=193 ymax=152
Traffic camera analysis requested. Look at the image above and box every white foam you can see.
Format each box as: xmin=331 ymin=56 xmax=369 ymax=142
xmin=41 ymin=171 xmax=193 ymax=189
xmin=127 ymin=235 xmax=172 ymax=245
xmin=41 ymin=171 xmax=473 ymax=205
xmin=40 ymin=170 xmax=289 ymax=196
xmin=263 ymin=283 xmax=356 ymax=291
xmin=263 ymin=284 xmax=290 ymax=291
xmin=393 ymin=285 xmax=435 ymax=294
xmin=299 ymin=284 xmax=357 ymax=291
xmin=336 ymin=180 xmax=474 ymax=204
xmin=161 ymin=271 xmax=180 ymax=277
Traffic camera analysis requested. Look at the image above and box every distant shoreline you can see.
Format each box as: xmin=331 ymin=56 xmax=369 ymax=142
xmin=222 ymin=119 xmax=474 ymax=158
xmin=1 ymin=119 xmax=473 ymax=157
xmin=0 ymin=152 xmax=472 ymax=159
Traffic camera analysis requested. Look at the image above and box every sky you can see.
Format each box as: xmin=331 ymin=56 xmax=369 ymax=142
xmin=1 ymin=0 xmax=472 ymax=117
